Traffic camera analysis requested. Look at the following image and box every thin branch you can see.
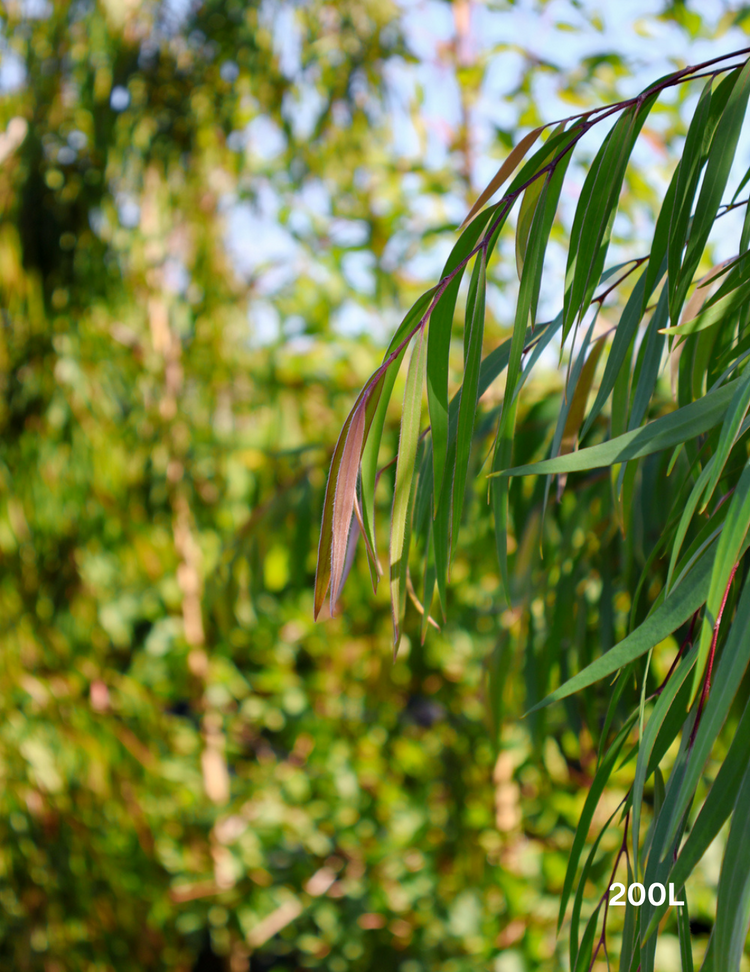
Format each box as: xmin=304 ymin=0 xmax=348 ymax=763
xmin=648 ymin=609 xmax=700 ymax=702
xmin=688 ymin=561 xmax=740 ymax=747
xmin=588 ymin=812 xmax=631 ymax=972
xmin=592 ymin=256 xmax=649 ymax=307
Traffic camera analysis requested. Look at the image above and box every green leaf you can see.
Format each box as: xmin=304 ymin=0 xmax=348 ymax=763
xmin=631 ymin=644 xmax=698 ymax=880
xmin=640 ymin=155 xmax=680 ymax=310
xmin=562 ymin=95 xmax=657 ymax=343
xmin=627 ymin=281 xmax=668 ymax=432
xmin=661 ymin=277 xmax=750 ymax=337
xmin=666 ymin=77 xmax=714 ymax=318
xmin=581 ymin=265 xmax=651 ymax=440
xmin=662 ymin=573 xmax=750 ymax=853
xmin=420 ymin=316 xmax=557 ymax=613
xmin=698 ymin=368 xmax=750 ymax=512
xmin=427 ymin=207 xmax=496 ymax=514
xmin=557 ymin=713 xmax=636 ymax=931
xmin=515 ymin=122 xmax=566 ymax=279
xmin=541 ymin=314 xmax=600 ymax=520
xmin=691 ymin=458 xmax=750 ymax=704
xmin=492 ymin=157 xmax=570 ymax=591
xmin=677 ymin=890 xmax=695 ymax=972
xmin=495 ymin=376 xmax=739 ymax=479
xmin=569 ymin=807 xmax=619 ymax=971
xmin=675 ymin=61 xmax=750 ymax=319
xmin=421 ymin=525 xmax=437 ymax=643
xmin=619 ymin=855 xmax=640 ymax=972
xmin=715 ymin=758 xmax=750 ymax=972
xmin=452 ymin=250 xmax=487 ymax=550
xmin=643 ymin=694 xmax=750 ymax=942
xmin=526 ymin=538 xmax=716 ymax=714
xmin=666 ymin=453 xmax=716 ymax=594
xmin=383 ymin=287 xmax=437 ymax=356
xmin=359 ymin=349 xmax=407 ymax=589
xmin=390 ymin=324 xmax=428 ymax=642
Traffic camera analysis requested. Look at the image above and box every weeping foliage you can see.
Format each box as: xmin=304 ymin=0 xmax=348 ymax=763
xmin=317 ymin=49 xmax=750 ymax=971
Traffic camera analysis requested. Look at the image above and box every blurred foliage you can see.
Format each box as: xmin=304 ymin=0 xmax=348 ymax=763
xmin=1 ymin=1 xmax=749 ymax=971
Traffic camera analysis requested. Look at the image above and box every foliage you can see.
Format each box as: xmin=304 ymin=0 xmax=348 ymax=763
xmin=319 ymin=45 xmax=750 ymax=972
xmin=3 ymin=1 xmax=750 ymax=971
xmin=0 ymin=0 xmax=612 ymax=970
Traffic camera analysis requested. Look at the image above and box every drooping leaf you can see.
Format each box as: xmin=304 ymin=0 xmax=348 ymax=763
xmin=557 ymin=713 xmax=637 ymax=931
xmin=330 ymin=402 xmax=367 ymax=613
xmin=697 ymin=368 xmax=750 ymax=512
xmin=452 ymin=250 xmax=487 ymax=550
xmin=561 ymin=326 xmax=606 ymax=457
xmin=673 ymin=61 xmax=750 ymax=325
xmin=526 ymin=538 xmax=717 ymax=714
xmin=581 ymin=265 xmax=651 ymax=439
xmin=661 ymin=276 xmax=750 ymax=337
xmin=691 ymin=458 xmax=750 ymax=704
xmin=359 ymin=351 xmax=406 ymax=588
xmin=643 ymin=694 xmax=750 ymax=941
xmin=631 ymin=644 xmax=698 ymax=881
xmin=661 ymin=573 xmax=750 ymax=853
xmin=666 ymin=454 xmax=716 ymax=594
xmin=390 ymin=324 xmax=428 ymax=642
xmin=714 ymin=759 xmax=750 ymax=972
xmin=515 ymin=122 xmax=566 ymax=279
xmin=315 ymin=379 xmax=383 ymax=618
xmin=569 ymin=807 xmax=619 ymax=971
xmin=459 ymin=125 xmax=544 ymax=231
xmin=666 ymin=77 xmax=715 ymax=318
xmin=496 ymin=376 xmax=740 ymax=479
xmin=427 ymin=207 xmax=496 ymax=513
xmin=562 ymin=95 xmax=657 ymax=343
xmin=493 ymin=158 xmax=569 ymax=591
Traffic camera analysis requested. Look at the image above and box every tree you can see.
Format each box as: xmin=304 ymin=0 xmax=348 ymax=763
xmin=317 ymin=47 xmax=750 ymax=972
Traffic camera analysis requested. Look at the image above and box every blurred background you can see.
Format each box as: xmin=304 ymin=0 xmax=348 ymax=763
xmin=0 ymin=1 xmax=749 ymax=970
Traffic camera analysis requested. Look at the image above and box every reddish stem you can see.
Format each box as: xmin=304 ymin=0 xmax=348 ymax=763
xmin=592 ymin=256 xmax=649 ymax=307
xmin=649 ymin=609 xmax=700 ymax=701
xmin=689 ymin=561 xmax=739 ymax=747
xmin=589 ymin=812 xmax=631 ymax=972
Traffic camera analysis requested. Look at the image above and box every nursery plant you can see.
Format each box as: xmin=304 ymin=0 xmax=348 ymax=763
xmin=316 ymin=47 xmax=750 ymax=972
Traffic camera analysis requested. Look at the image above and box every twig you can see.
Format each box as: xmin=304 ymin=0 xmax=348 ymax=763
xmin=648 ymin=609 xmax=700 ymax=702
xmin=688 ymin=561 xmax=739 ymax=747
xmin=592 ymin=256 xmax=649 ymax=307
xmin=589 ymin=812 xmax=631 ymax=972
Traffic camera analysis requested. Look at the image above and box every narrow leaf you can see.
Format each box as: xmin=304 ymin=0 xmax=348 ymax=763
xmin=661 ymin=277 xmax=750 ymax=337
xmin=691 ymin=458 xmax=750 ymax=704
xmin=495 ymin=376 xmax=739 ymax=479
xmin=460 ymin=126 xmax=544 ymax=231
xmin=642 ymin=694 xmax=750 ymax=942
xmin=315 ymin=382 xmax=377 ymax=617
xmin=330 ymin=402 xmax=367 ymax=613
xmin=428 ymin=207 xmax=496 ymax=513
xmin=715 ymin=759 xmax=750 ymax=972
xmin=390 ymin=325 xmax=428 ymax=642
xmin=452 ymin=250 xmax=487 ymax=549
xmin=674 ymin=61 xmax=750 ymax=324
xmin=557 ymin=713 xmax=636 ymax=931
xmin=526 ymin=539 xmax=716 ymax=714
